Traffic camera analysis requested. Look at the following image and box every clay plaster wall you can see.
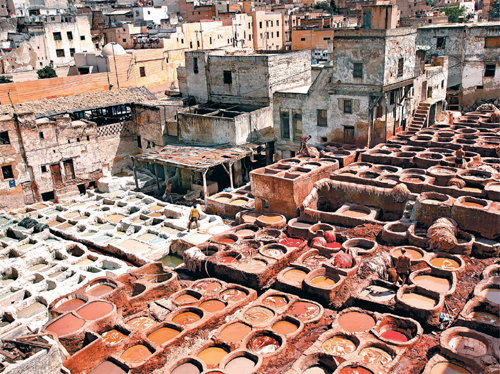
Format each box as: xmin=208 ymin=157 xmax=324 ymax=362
xmin=383 ymin=28 xmax=417 ymax=86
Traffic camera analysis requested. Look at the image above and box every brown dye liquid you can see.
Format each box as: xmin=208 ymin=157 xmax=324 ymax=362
xmin=77 ymin=301 xmax=113 ymax=320
xmin=283 ymin=269 xmax=307 ymax=284
xmin=248 ymin=335 xmax=280 ymax=354
xmin=413 ymin=275 xmax=451 ymax=293
xmin=45 ymin=314 xmax=84 ymax=336
xmin=172 ymin=312 xmax=201 ymax=326
xmin=288 ymin=301 xmax=320 ymax=321
xmin=176 ymin=294 xmax=199 ymax=304
xmin=237 ymin=229 xmax=255 ymax=236
xmin=214 ymin=197 xmax=231 ymax=203
xmin=392 ymin=248 xmax=422 ymax=260
xmin=241 ymin=212 xmax=260 ymax=224
xmin=430 ymin=362 xmax=471 ymax=374
xmin=224 ymin=356 xmax=256 ymax=374
xmin=262 ymin=295 xmax=288 ymax=309
xmin=126 ymin=316 xmax=156 ymax=331
xmin=107 ymin=214 xmax=126 ymax=223
xmin=197 ymin=347 xmax=228 ymax=366
xmin=343 ymin=209 xmax=368 ymax=218
xmin=430 ymin=258 xmax=460 ymax=270
xmin=291 ymin=221 xmax=313 ymax=229
xmin=89 ymin=361 xmax=127 ymax=374
xmin=149 ymin=212 xmax=162 ymax=217
xmin=468 ymin=311 xmax=499 ymax=325
xmin=57 ymin=298 xmax=85 ymax=312
xmin=147 ymin=327 xmax=180 ymax=345
xmin=101 ymin=329 xmax=127 ymax=345
xmin=461 ymin=201 xmax=484 ymax=208
xmin=220 ymin=288 xmax=247 ymax=303
xmin=192 ymin=280 xmax=222 ymax=294
xmin=87 ymin=284 xmax=114 ymax=297
xmin=338 ymin=367 xmax=372 ymax=374
xmin=200 ymin=300 xmax=226 ymax=312
xmin=219 ymin=322 xmax=252 ymax=344
xmin=258 ymin=215 xmax=282 ymax=224
xmin=230 ymin=199 xmax=247 ymax=206
xmin=171 ymin=362 xmax=201 ymax=374
xmin=322 ymin=337 xmax=356 ymax=356
xmin=272 ymin=320 xmax=298 ymax=335
xmin=244 ymin=306 xmax=274 ymax=324
xmin=401 ymin=292 xmax=436 ymax=308
xmin=481 ymin=288 xmax=500 ymax=304
xmin=359 ymin=347 xmax=392 ymax=365
xmin=449 ymin=336 xmax=487 ymax=357
xmin=311 ymin=276 xmax=336 ymax=287
xmin=120 ymin=345 xmax=152 ymax=366
xmin=337 ymin=312 xmax=375 ymax=333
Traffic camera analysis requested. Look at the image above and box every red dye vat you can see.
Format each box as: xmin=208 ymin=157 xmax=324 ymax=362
xmin=333 ymin=252 xmax=353 ymax=269
xmin=221 ymin=256 xmax=237 ymax=263
xmin=324 ymin=230 xmax=336 ymax=243
xmin=325 ymin=242 xmax=342 ymax=250
xmin=87 ymin=284 xmax=114 ymax=297
xmin=381 ymin=329 xmax=409 ymax=343
xmin=218 ymin=238 xmax=235 ymax=244
xmin=248 ymin=334 xmax=280 ymax=354
xmin=45 ymin=314 xmax=85 ymax=336
xmin=288 ymin=301 xmax=320 ymax=321
xmin=56 ymin=298 xmax=85 ymax=313
xmin=311 ymin=237 xmax=327 ymax=248
xmin=279 ymin=238 xmax=303 ymax=248
xmin=120 ymin=344 xmax=152 ymax=366
xmin=76 ymin=301 xmax=113 ymax=320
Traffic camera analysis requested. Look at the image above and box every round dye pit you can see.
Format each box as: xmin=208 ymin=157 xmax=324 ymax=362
xmin=460 ymin=201 xmax=485 ymax=208
xmin=260 ymin=245 xmax=286 ymax=259
xmin=262 ymin=295 xmax=288 ymax=309
xmin=288 ymin=301 xmax=321 ymax=322
xmin=219 ymin=322 xmax=252 ymax=344
xmin=45 ymin=314 xmax=85 ymax=336
xmin=171 ymin=362 xmax=201 ymax=374
xmin=321 ymin=336 xmax=356 ymax=356
xmin=303 ymin=365 xmax=332 ymax=374
xmin=238 ymin=258 xmax=267 ymax=272
xmin=282 ymin=268 xmax=308 ymax=285
xmin=448 ymin=335 xmax=487 ymax=357
xmin=243 ymin=306 xmax=274 ymax=325
xmin=147 ymin=326 xmax=180 ymax=345
xmin=338 ymin=312 xmax=376 ymax=333
xmin=126 ymin=316 xmax=156 ymax=331
xmin=74 ymin=301 xmax=112 ymax=320
xmin=258 ymin=214 xmax=283 ymax=224
xmin=220 ymin=288 xmax=247 ymax=303
xmin=237 ymin=229 xmax=256 ymax=237
xmin=87 ymin=283 xmax=115 ymax=297
xmin=400 ymin=292 xmax=437 ymax=309
xmin=214 ymin=196 xmax=231 ymax=203
xmin=413 ymin=275 xmax=451 ymax=294
xmin=120 ymin=344 xmax=152 ymax=366
xmin=380 ymin=329 xmax=409 ymax=343
xmin=302 ymin=254 xmax=328 ymax=268
xmin=197 ymin=347 xmax=229 ymax=366
xmin=338 ymin=365 xmax=373 ymax=374
xmin=192 ymin=280 xmax=223 ymax=294
xmin=359 ymin=346 xmax=392 ymax=365
xmin=429 ymin=362 xmax=471 ymax=374
xmin=240 ymin=212 xmax=260 ymax=224
xmin=360 ymin=285 xmax=395 ymax=302
xmin=230 ymin=199 xmax=248 ymax=206
xmin=224 ymin=356 xmax=256 ymax=374
xmin=311 ymin=275 xmax=337 ymax=288
xmin=343 ymin=207 xmax=369 ymax=218
xmin=101 ymin=329 xmax=127 ymax=345
xmin=106 ymin=214 xmax=126 ymax=224
xmin=218 ymin=238 xmax=236 ymax=244
xmin=430 ymin=257 xmax=460 ymax=270
xmin=467 ymin=311 xmax=499 ymax=325
xmin=172 ymin=311 xmax=202 ymax=326
xmin=200 ymin=300 xmax=226 ymax=313
xmin=56 ymin=298 xmax=85 ymax=313
xmin=279 ymin=238 xmax=303 ymax=248
xmin=89 ymin=361 xmax=127 ymax=374
xmin=248 ymin=334 xmax=280 ymax=354
xmin=392 ymin=248 xmax=423 ymax=261
xmin=176 ymin=294 xmax=200 ymax=305
xmin=480 ymin=288 xmax=500 ymax=304
xmin=272 ymin=320 xmax=298 ymax=335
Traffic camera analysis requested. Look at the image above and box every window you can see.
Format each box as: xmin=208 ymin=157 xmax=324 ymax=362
xmin=80 ymin=35 xmax=85 ymax=41
xmin=67 ymin=31 xmax=73 ymax=40
xmin=197 ymin=40 xmax=200 ymax=48
xmin=343 ymin=99 xmax=352 ymax=114
xmin=1 ymin=165 xmax=13 ymax=179
xmin=53 ymin=32 xmax=62 ymax=40
xmin=139 ymin=66 xmax=146 ymax=77
xmin=280 ymin=109 xmax=290 ymax=140
xmin=353 ymin=63 xmax=363 ymax=78
xmin=390 ymin=91 xmax=395 ymax=105
xmin=69 ymin=48 xmax=75 ymax=56
xmin=137 ymin=135 xmax=142 ymax=148
xmin=193 ymin=57 xmax=198 ymax=74
xmin=436 ymin=36 xmax=445 ymax=49
xmin=41 ymin=165 xmax=47 ymax=173
xmin=317 ymin=109 xmax=327 ymax=127
xmin=0 ymin=131 xmax=10 ymax=145
xmin=397 ymin=58 xmax=404 ymax=77
xmin=301 ymin=37 xmax=306 ymax=41
xmin=277 ymin=20 xmax=279 ymax=26
xmin=39 ymin=131 xmax=44 ymax=139
xmin=56 ymin=49 xmax=65 ymax=57
xmin=485 ymin=37 xmax=500 ymax=48
xmin=485 ymin=64 xmax=496 ymax=77
xmin=190 ymin=41 xmax=193 ymax=48
xmin=223 ymin=70 xmax=232 ymax=84
xmin=323 ymin=37 xmax=331 ymax=41
xmin=259 ymin=21 xmax=262 ymax=28
xmin=292 ymin=109 xmax=302 ymax=141
xmin=123 ymin=38 xmax=126 ymax=42
xmin=277 ymin=31 xmax=279 ymax=37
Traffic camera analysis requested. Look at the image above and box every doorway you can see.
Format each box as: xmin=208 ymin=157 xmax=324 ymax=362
xmin=50 ymin=164 xmax=62 ymax=185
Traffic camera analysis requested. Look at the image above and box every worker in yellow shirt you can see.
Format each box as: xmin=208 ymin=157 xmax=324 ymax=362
xmin=188 ymin=205 xmax=200 ymax=232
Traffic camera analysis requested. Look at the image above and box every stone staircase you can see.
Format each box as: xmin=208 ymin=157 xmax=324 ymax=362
xmin=407 ymin=102 xmax=431 ymax=134
xmin=55 ymin=184 xmax=81 ymax=203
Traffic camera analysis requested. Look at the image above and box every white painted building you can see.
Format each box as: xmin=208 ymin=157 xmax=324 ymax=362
xmin=133 ymin=6 xmax=169 ymax=25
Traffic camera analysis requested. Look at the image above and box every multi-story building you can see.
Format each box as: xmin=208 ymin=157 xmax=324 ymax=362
xmin=133 ymin=5 xmax=169 ymax=26
xmin=251 ymin=10 xmax=284 ymax=50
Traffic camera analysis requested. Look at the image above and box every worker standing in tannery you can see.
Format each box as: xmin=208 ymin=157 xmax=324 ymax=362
xmin=188 ymin=205 xmax=200 ymax=232
xmin=394 ymin=248 xmax=411 ymax=286
xmin=454 ymin=147 xmax=465 ymax=168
